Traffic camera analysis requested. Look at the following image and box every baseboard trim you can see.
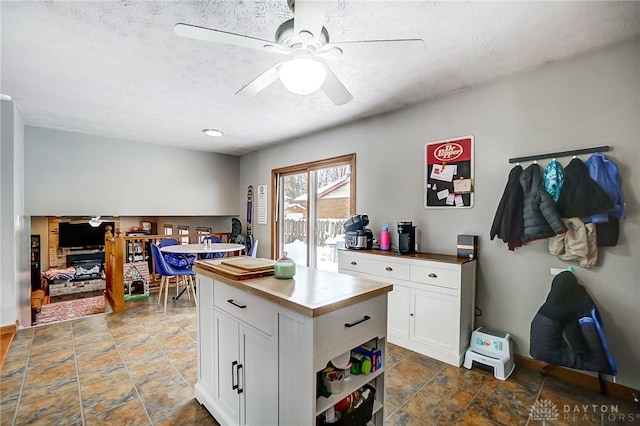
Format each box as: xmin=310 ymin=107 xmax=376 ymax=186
xmin=516 ymin=355 xmax=639 ymax=403
xmin=0 ymin=320 xmax=19 ymax=335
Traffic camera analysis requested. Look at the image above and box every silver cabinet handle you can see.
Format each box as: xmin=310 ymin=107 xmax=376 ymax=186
xmin=351 ymin=261 xmax=357 ymax=265
xmin=385 ymin=266 xmax=393 ymax=271
xmin=428 ymin=273 xmax=438 ymax=278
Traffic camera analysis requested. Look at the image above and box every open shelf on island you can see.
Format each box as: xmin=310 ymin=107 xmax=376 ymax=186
xmin=315 ymin=367 xmax=384 ymax=416
xmin=372 ymin=400 xmax=383 ymax=416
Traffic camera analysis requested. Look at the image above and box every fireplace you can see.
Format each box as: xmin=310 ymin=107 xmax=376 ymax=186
xmin=67 ymin=252 xmax=104 ymax=281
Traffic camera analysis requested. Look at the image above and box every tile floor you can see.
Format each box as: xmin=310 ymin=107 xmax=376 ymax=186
xmin=1 ymin=292 xmax=638 ymax=425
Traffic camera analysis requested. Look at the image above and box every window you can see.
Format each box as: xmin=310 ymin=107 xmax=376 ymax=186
xmin=177 ymin=225 xmax=190 ymax=244
xmin=163 ymin=224 xmax=173 ymax=236
xmin=272 ymin=154 xmax=355 ymax=271
xmin=196 ymin=227 xmax=212 ymax=243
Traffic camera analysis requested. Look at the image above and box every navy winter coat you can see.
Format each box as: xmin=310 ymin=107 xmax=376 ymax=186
xmin=530 ymin=271 xmax=617 ymax=374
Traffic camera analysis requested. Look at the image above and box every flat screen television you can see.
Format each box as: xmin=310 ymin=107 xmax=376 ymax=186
xmin=58 ymin=221 xmax=115 ymax=248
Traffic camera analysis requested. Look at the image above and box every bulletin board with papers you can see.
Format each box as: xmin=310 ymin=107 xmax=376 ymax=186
xmin=425 ymin=136 xmax=474 ymax=208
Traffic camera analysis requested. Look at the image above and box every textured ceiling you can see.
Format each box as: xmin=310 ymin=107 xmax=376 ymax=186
xmin=2 ymin=1 xmax=639 ymax=156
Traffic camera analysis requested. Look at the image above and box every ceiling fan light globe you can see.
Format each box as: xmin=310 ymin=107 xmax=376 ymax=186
xmin=278 ymin=58 xmax=327 ymax=95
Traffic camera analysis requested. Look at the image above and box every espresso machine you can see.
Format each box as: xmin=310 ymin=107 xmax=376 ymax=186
xmin=397 ymin=221 xmax=416 ymax=254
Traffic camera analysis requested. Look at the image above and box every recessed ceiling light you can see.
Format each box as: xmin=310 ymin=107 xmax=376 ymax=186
xmin=203 ymin=128 xmax=224 ymax=137
xmin=0 ymin=94 xmax=12 ymax=101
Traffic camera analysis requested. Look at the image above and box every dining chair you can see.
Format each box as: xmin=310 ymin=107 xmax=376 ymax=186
xmin=159 ymin=238 xmax=195 ymax=267
xmin=248 ymin=239 xmax=259 ymax=257
xmin=200 ymin=235 xmax=223 ymax=260
xmin=150 ymin=243 xmax=196 ymax=313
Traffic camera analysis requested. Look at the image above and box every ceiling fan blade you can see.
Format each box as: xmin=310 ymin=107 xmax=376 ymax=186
xmin=320 ymin=66 xmax=353 ymax=106
xmin=327 ymin=39 xmax=425 ymax=61
xmin=236 ymin=63 xmax=282 ymax=96
xmin=292 ymin=0 xmax=330 ymax=40
xmin=174 ymin=23 xmax=287 ymax=54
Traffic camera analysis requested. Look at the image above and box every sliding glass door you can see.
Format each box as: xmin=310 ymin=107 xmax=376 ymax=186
xmin=279 ymin=171 xmax=308 ymax=266
xmin=272 ymin=155 xmax=355 ymax=271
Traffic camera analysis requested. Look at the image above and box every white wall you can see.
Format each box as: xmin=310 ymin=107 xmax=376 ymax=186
xmin=239 ymin=39 xmax=640 ymax=389
xmin=1 ymin=99 xmax=31 ymax=327
xmin=24 ymin=127 xmax=240 ymax=216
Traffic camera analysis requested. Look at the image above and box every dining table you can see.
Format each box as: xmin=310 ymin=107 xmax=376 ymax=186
xmin=160 ymin=242 xmax=245 ymax=300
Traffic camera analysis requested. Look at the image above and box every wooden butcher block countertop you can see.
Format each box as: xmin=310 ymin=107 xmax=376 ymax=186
xmin=194 ymin=258 xmax=392 ymax=317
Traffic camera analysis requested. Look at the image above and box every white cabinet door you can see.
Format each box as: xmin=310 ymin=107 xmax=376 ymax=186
xmin=387 ymin=284 xmax=410 ymax=342
xmin=410 ymin=288 xmax=456 ymax=353
xmin=198 ymin=276 xmax=215 ymax=396
xmin=214 ymin=309 xmax=241 ymax=425
xmin=241 ymin=324 xmax=277 ymax=426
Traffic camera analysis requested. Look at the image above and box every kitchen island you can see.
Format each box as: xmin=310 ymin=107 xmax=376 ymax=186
xmin=194 ymin=259 xmax=392 ymax=426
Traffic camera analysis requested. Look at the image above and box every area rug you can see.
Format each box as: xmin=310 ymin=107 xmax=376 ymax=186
xmin=36 ymin=295 xmax=105 ymax=325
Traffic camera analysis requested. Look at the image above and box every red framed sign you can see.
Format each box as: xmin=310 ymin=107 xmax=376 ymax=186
xmin=425 ymin=135 xmax=474 ymax=208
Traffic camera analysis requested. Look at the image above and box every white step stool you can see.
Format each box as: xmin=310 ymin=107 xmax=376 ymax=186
xmin=463 ymin=327 xmax=515 ymax=380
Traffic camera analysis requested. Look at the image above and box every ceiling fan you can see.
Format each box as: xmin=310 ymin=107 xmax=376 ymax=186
xmin=174 ymin=0 xmax=424 ymax=105
xmin=88 ymin=216 xmax=102 ymax=227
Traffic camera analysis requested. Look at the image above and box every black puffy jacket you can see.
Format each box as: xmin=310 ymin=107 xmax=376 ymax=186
xmin=490 ymin=165 xmax=524 ymax=250
xmin=529 ymin=271 xmax=617 ymax=374
xmin=519 ymin=164 xmax=566 ymax=242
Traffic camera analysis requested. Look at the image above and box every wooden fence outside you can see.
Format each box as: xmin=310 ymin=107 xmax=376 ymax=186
xmin=283 ymin=218 xmax=344 ymax=246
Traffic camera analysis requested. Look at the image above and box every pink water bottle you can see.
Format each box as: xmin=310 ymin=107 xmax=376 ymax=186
xmin=380 ymin=224 xmax=390 ymax=251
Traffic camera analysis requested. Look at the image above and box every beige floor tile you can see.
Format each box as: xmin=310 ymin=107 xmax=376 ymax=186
xmin=387 ymin=359 xmax=438 ymax=388
xmin=73 ymin=331 xmax=116 ymax=353
xmin=23 ymin=359 xmax=77 ymax=390
xmin=83 ymin=397 xmax=151 ymax=426
xmin=28 ymin=342 xmax=74 ymax=365
xmin=140 ymin=381 xmax=195 ymax=423
xmin=117 ymin=339 xmax=162 ymax=363
xmin=385 ymin=369 xmax=420 ymax=407
xmin=76 ymin=346 xmax=124 ymax=373
xmin=403 ymin=389 xmax=469 ymax=425
xmin=386 ymin=409 xmax=431 ymax=426
xmin=14 ymin=378 xmax=82 ymax=425
xmin=535 ymin=388 xmax=602 ymax=426
xmin=1 ymin=356 xmax=28 ymax=380
xmin=80 ymin=364 xmax=138 ymax=412
xmin=154 ymin=398 xmax=220 ymax=426
xmin=0 ymin=396 xmax=18 ymax=424
xmin=464 ymin=392 xmax=532 ymax=426
xmin=0 ymin=373 xmax=24 ymax=402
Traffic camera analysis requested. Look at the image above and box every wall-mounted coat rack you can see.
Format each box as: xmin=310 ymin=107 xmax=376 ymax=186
xmin=508 ymin=145 xmax=611 ymax=164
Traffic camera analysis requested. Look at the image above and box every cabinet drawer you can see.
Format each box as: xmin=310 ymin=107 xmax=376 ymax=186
xmin=214 ymin=281 xmax=274 ymax=335
xmin=338 ymin=252 xmax=370 ymax=274
xmin=314 ymin=295 xmax=387 ymax=357
xmin=410 ymin=264 xmax=460 ymax=290
xmin=370 ymin=259 xmax=410 ymax=281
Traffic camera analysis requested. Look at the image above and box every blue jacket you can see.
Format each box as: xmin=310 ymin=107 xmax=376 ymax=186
xmin=584 ymin=153 xmax=626 ymax=224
